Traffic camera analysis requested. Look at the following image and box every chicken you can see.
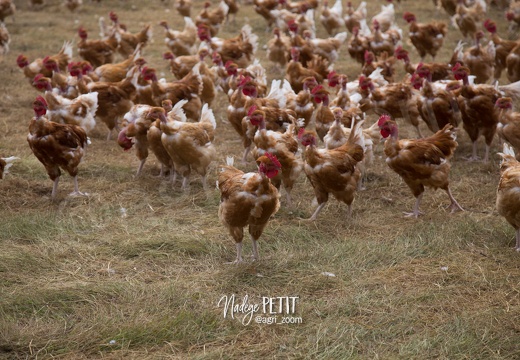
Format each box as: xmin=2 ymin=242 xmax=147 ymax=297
xmin=452 ymin=0 xmax=486 ymax=40
xmin=412 ymin=69 xmax=461 ymax=134
xmin=175 ymin=0 xmax=191 ymax=17
xmin=394 ymin=46 xmax=452 ymax=81
xmin=246 ymin=105 xmax=302 ymax=206
xmin=378 ymin=114 xmax=463 ymax=218
xmin=71 ymin=62 xmax=135 ymax=140
xmin=371 ymin=3 xmax=394 ymax=32
xmin=403 ymin=12 xmax=447 ymax=61
xmin=439 ymin=0 xmax=457 ymax=16
xmin=462 ymin=31 xmax=495 ymax=84
xmin=160 ymin=100 xmax=216 ymax=190
xmin=298 ymin=119 xmax=364 ymax=221
xmin=496 ymin=97 xmax=520 ymax=161
xmin=163 ymin=47 xmax=209 ymax=80
xmin=506 ymin=44 xmax=520 ymax=83
xmin=217 ymin=154 xmax=281 ymax=263
xmin=224 ymin=0 xmax=239 ymax=24
xmin=302 ymin=30 xmax=348 ymax=64
xmin=507 ymin=2 xmax=520 ymax=35
xmin=320 ymin=0 xmax=343 ymax=36
xmin=32 ymin=74 xmax=98 ymax=134
xmin=344 ymin=1 xmax=367 ymax=34
xmin=253 ymin=0 xmax=279 ymax=31
xmin=484 ymin=19 xmax=518 ymax=83
xmin=27 ymin=96 xmax=89 ymax=200
xmin=117 ymin=105 xmax=168 ymax=177
xmin=284 ymin=77 xmax=316 ymax=127
xmin=0 ymin=0 xmax=15 ymax=23
xmin=93 ymin=45 xmax=140 ymax=83
xmin=108 ymin=12 xmax=152 ymax=58
xmin=369 ymin=19 xmax=400 ymax=58
xmin=16 ymin=41 xmax=73 ymax=82
xmin=285 ymin=47 xmax=328 ymax=93
xmin=361 ymin=50 xmax=395 ymax=83
xmin=452 ymin=63 xmax=500 ymax=162
xmin=347 ymin=25 xmax=371 ymax=65
xmin=64 ymin=0 xmax=82 ymax=12
xmin=280 ymin=0 xmax=319 ymax=13
xmin=497 ymin=143 xmax=520 ymax=251
xmin=0 ymin=22 xmax=9 ymax=55
xmin=0 ymin=156 xmax=18 ymax=179
xmin=312 ymin=85 xmax=362 ymax=141
xmin=267 ymin=27 xmax=291 ymax=69
xmin=358 ymin=75 xmax=423 ymax=138
xmin=140 ymin=64 xmax=202 ymax=121
xmin=77 ymin=27 xmax=116 ymax=68
xmin=196 ymin=1 xmax=229 ymax=37
xmin=160 ymin=17 xmax=197 ymax=56
xmin=198 ymin=23 xmax=258 ymax=69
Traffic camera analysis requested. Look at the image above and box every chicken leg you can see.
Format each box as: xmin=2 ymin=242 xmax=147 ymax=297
xmin=404 ymin=193 xmax=424 ymax=218
xmin=446 ymin=187 xmax=464 ymax=213
xmin=69 ymin=176 xmax=88 ymax=197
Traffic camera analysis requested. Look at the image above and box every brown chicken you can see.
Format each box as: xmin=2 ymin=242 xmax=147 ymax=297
xmin=0 ymin=23 xmax=9 ymax=55
xmin=0 ymin=156 xmax=18 ymax=180
xmin=16 ymin=41 xmax=73 ymax=82
xmin=28 ymin=96 xmax=89 ymax=200
xmin=378 ymin=114 xmax=463 ymax=218
xmin=107 ymin=12 xmax=152 ymax=58
xmin=394 ymin=46 xmax=452 ymax=81
xmin=484 ymin=19 xmax=519 ymax=83
xmin=196 ymin=1 xmax=229 ymax=37
xmin=403 ymin=12 xmax=447 ymax=61
xmin=497 ymin=143 xmax=520 ymax=251
xmin=175 ymin=0 xmax=191 ymax=17
xmin=140 ymin=65 xmax=202 ymax=121
xmin=299 ymin=120 xmax=364 ymax=221
xmin=496 ymin=97 xmax=520 ymax=161
xmin=160 ymin=100 xmax=216 ymax=190
xmin=0 ymin=0 xmax=15 ymax=23
xmin=253 ymin=0 xmax=279 ymax=31
xmin=117 ymin=105 xmax=169 ymax=177
xmin=462 ymin=31 xmax=495 ymax=84
xmin=93 ymin=45 xmax=140 ymax=83
xmin=77 ymin=27 xmax=116 ymax=68
xmin=344 ymin=1 xmax=367 ymax=34
xmin=247 ymin=106 xmax=302 ymax=206
xmin=217 ymin=154 xmax=281 ymax=263
xmin=320 ymin=0 xmax=343 ymax=36
xmin=267 ymin=27 xmax=291 ymax=69
xmin=160 ymin=18 xmax=197 ymax=56
xmin=286 ymin=47 xmax=328 ymax=93
xmin=453 ymin=0 xmax=486 ymax=40
xmin=72 ymin=62 xmax=135 ymax=140
xmin=348 ymin=26 xmax=371 ymax=65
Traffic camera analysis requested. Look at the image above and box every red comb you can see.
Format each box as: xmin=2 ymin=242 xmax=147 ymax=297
xmin=378 ymin=114 xmax=391 ymax=127
xmin=297 ymin=128 xmax=305 ymax=139
xmin=452 ymin=62 xmax=462 ymax=72
xmin=265 ymin=152 xmax=281 ymax=169
xmin=34 ymin=95 xmax=47 ymax=107
xmin=311 ymin=84 xmax=324 ymax=94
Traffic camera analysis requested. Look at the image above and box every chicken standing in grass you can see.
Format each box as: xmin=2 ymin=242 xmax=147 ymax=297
xmin=299 ymin=118 xmax=365 ymax=221
xmin=27 ymin=96 xmax=89 ymax=200
xmin=217 ymin=153 xmax=281 ymax=263
xmin=497 ymin=143 xmax=520 ymax=251
xmin=160 ymin=100 xmax=216 ymax=190
xmin=378 ymin=114 xmax=463 ymax=218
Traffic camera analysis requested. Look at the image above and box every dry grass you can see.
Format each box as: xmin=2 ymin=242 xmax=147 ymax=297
xmin=1 ymin=0 xmax=520 ymax=359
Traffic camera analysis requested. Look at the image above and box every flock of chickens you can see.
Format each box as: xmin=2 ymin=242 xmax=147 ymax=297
xmin=3 ymin=0 xmax=520 ymax=262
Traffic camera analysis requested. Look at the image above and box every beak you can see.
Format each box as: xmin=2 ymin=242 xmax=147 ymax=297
xmin=159 ymin=112 xmax=167 ymax=123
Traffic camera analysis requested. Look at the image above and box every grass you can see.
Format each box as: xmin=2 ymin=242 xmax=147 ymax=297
xmin=1 ymin=0 xmax=520 ymax=358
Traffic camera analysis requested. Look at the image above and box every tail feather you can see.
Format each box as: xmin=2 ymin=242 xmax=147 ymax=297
xmin=170 ymin=99 xmax=188 ymax=122
xmin=61 ymin=41 xmax=73 ymax=61
xmin=200 ymin=103 xmax=217 ymax=129
xmin=334 ymin=32 xmax=348 ymax=44
xmin=499 ymin=80 xmax=520 ymax=100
